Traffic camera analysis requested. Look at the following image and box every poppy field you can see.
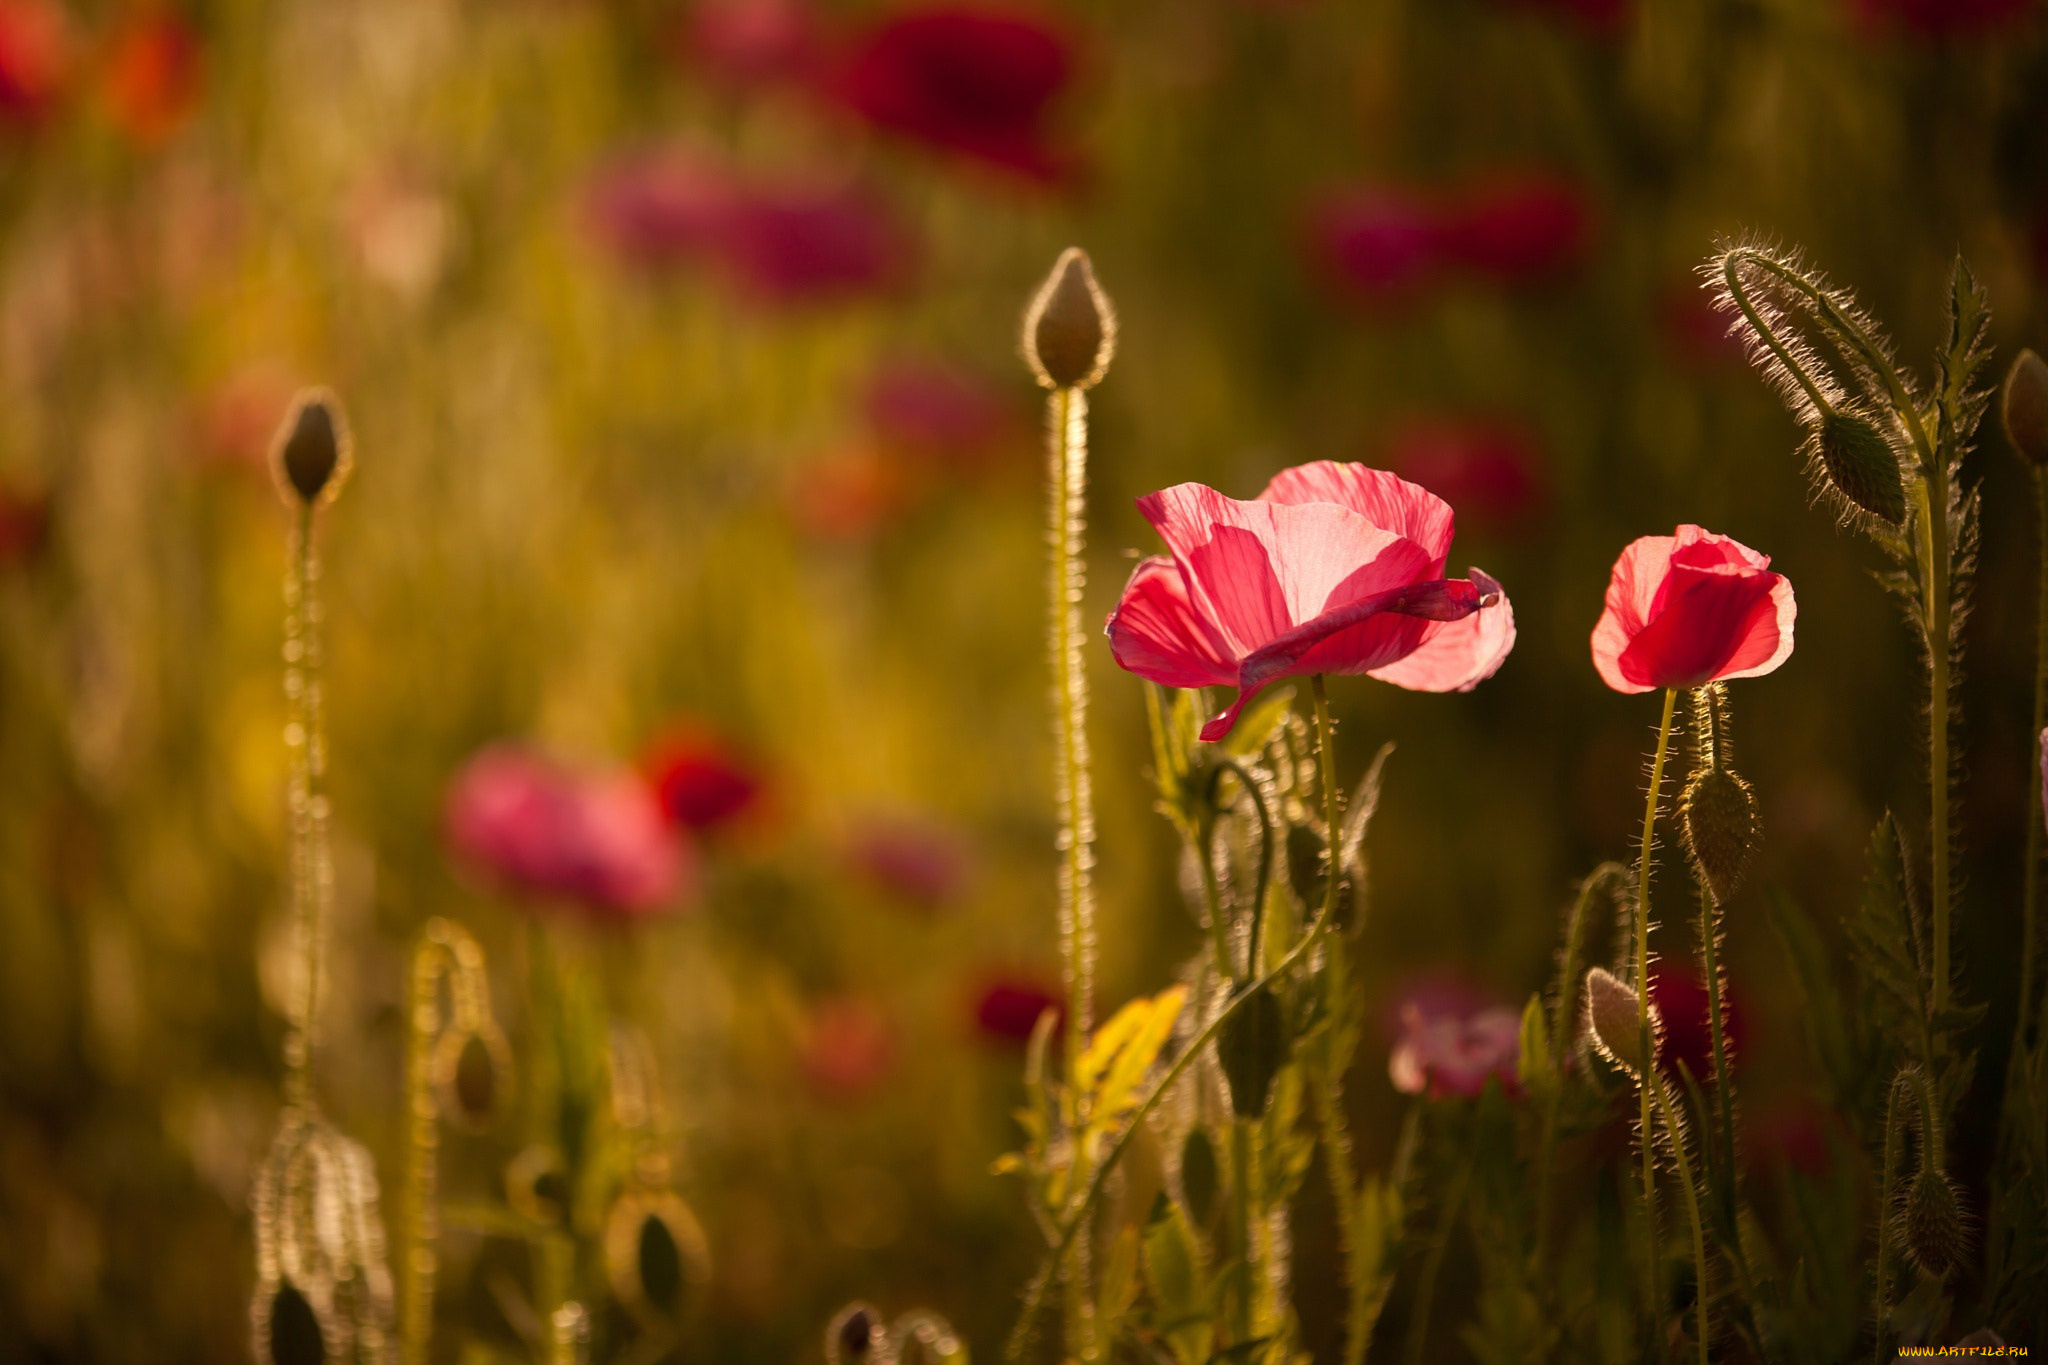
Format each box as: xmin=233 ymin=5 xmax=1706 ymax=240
xmin=3 ymin=1 xmax=2048 ymax=1362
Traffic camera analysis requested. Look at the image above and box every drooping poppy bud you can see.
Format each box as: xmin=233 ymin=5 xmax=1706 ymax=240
xmin=271 ymin=389 xmax=352 ymax=507
xmin=1023 ymin=247 xmax=1115 ymax=390
xmin=1584 ymin=966 xmax=1652 ymax=1079
xmin=2003 ymin=348 xmax=2048 ymax=467
xmin=1813 ymin=406 xmax=1906 ymax=525
xmin=1179 ymin=1127 xmax=1220 ymax=1226
xmin=1214 ymin=982 xmax=1288 ymax=1119
xmin=1900 ymin=1166 xmax=1966 ymax=1277
xmin=1681 ymin=764 xmax=1759 ymax=903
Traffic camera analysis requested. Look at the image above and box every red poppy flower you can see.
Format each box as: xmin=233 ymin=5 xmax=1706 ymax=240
xmin=585 ymin=149 xmax=737 ymax=270
xmin=445 ymin=745 xmax=692 ymax=919
xmin=971 ymin=974 xmax=1061 ymax=1045
xmin=101 ymin=11 xmax=201 ymax=147
xmin=1648 ymin=962 xmax=1745 ymax=1085
xmin=1388 ymin=997 xmax=1521 ymax=1099
xmin=1851 ymin=0 xmax=2034 ymax=37
xmin=800 ymin=995 xmax=897 ymax=1103
xmin=827 ymin=5 xmax=1077 ymax=183
xmin=717 ymin=180 xmax=910 ymax=303
xmin=845 ymin=814 xmax=971 ymax=909
xmin=1386 ymin=418 xmax=1546 ymax=535
xmin=1106 ymin=462 xmax=1515 ymax=742
xmin=1590 ymin=524 xmax=1795 ymax=694
xmin=1437 ymin=172 xmax=1592 ymax=283
xmin=644 ymin=727 xmax=766 ymax=833
xmin=1305 ymin=188 xmax=1442 ymax=304
xmin=0 ymin=0 xmax=69 ymax=127
xmin=863 ymin=358 xmax=1017 ymax=470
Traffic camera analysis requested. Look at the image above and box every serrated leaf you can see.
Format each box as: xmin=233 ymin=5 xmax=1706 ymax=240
xmin=1080 ymin=986 xmax=1187 ymax=1144
xmin=1844 ymin=814 xmax=1929 ymax=1069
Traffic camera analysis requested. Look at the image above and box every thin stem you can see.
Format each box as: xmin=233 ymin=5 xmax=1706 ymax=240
xmin=1697 ymin=885 xmax=1736 ymax=1215
xmin=1633 ymin=688 xmax=1680 ymax=1315
xmin=1911 ymin=467 xmax=1953 ymax=1018
xmin=1873 ymin=1073 xmax=1908 ymax=1365
xmin=282 ymin=503 xmax=331 ymax=1115
xmin=1311 ymin=677 xmax=1344 ymax=930
xmin=1719 ymin=255 xmax=1831 ymax=414
xmin=1046 ymin=383 xmax=1098 ymax=1361
xmin=2020 ymin=467 xmax=2048 ymax=1049
xmin=1649 ymin=1076 xmax=1713 ymax=1365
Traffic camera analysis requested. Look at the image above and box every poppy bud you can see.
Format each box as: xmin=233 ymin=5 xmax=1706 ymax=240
xmin=1584 ymin=967 xmax=1653 ymax=1079
xmin=1812 ymin=407 xmax=1906 ymax=525
xmin=271 ymin=389 xmax=352 ymax=507
xmin=434 ymin=1023 xmax=514 ymax=1133
xmin=1900 ymin=1166 xmax=1965 ymax=1277
xmin=2004 ymin=349 xmax=2048 ymax=467
xmin=606 ymin=1192 xmax=710 ymax=1327
xmin=1681 ymin=764 xmax=1759 ymax=903
xmin=1215 ymin=982 xmax=1288 ymax=1119
xmin=1023 ymin=247 xmax=1115 ymax=391
xmin=1180 ymin=1127 xmax=1220 ymax=1226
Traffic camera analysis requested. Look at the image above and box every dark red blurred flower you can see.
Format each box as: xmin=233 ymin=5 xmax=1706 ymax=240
xmin=1388 ymin=994 xmax=1521 ymax=1099
xmin=680 ymin=0 xmax=819 ymax=86
xmin=0 ymin=486 xmax=49 ymax=564
xmin=718 ymin=181 xmax=910 ymax=303
xmin=864 ymin=358 xmax=1018 ymax=471
xmin=0 ymin=0 xmax=70 ymax=125
xmin=1745 ymin=1104 xmax=1836 ymax=1178
xmin=971 ymin=974 xmax=1061 ymax=1045
xmin=1486 ymin=0 xmax=1630 ymax=35
xmin=585 ymin=150 xmax=737 ymax=271
xmin=1386 ymin=418 xmax=1546 ymax=536
xmin=101 ymin=11 xmax=200 ymax=147
xmin=846 ymin=814 xmax=971 ymax=909
xmin=827 ymin=5 xmax=1078 ymax=183
xmin=1851 ymin=0 xmax=2035 ymax=37
xmin=446 ymin=745 xmax=692 ymax=919
xmin=1437 ymin=173 xmax=1592 ymax=283
xmin=1657 ymin=281 xmax=1747 ymax=371
xmin=800 ymin=995 xmax=897 ymax=1103
xmin=644 ymin=727 xmax=766 ymax=833
xmin=1306 ymin=188 xmax=1442 ymax=304
xmin=1648 ymin=962 xmax=1745 ymax=1085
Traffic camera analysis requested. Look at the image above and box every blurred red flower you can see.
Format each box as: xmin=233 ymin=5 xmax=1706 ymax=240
xmin=971 ymin=974 xmax=1061 ymax=1045
xmin=826 ymin=5 xmax=1078 ymax=183
xmin=1385 ymin=418 xmax=1546 ymax=536
xmin=585 ymin=149 xmax=735 ymax=271
xmin=1306 ymin=188 xmax=1442 ymax=303
xmin=863 ymin=358 xmax=1018 ymax=471
xmin=101 ymin=10 xmax=200 ymax=147
xmin=1657 ymin=280 xmax=1747 ymax=371
xmin=193 ymin=361 xmax=302 ymax=471
xmin=1649 ymin=962 xmax=1745 ymax=1085
xmin=679 ymin=0 xmax=819 ymax=86
xmin=1590 ymin=524 xmax=1795 ymax=694
xmin=1105 ymin=462 xmax=1516 ymax=742
xmin=1388 ymin=995 xmax=1521 ymax=1099
xmin=1851 ymin=0 xmax=2036 ymax=37
xmin=845 ymin=814 xmax=971 ymax=910
xmin=800 ymin=995 xmax=897 ymax=1103
xmin=1437 ymin=173 xmax=1592 ymax=283
xmin=1486 ymin=0 xmax=1630 ymax=34
xmin=0 ymin=485 xmax=49 ymax=565
xmin=1745 ymin=1103 xmax=1836 ymax=1178
xmin=445 ymin=745 xmax=693 ymax=919
xmin=643 ymin=726 xmax=767 ymax=834
xmin=0 ymin=0 xmax=70 ymax=125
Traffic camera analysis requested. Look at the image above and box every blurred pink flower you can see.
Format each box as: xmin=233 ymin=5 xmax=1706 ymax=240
xmin=1437 ymin=173 xmax=1592 ymax=283
xmin=971 ymin=974 xmax=1062 ymax=1045
xmin=100 ymin=10 xmax=200 ymax=148
xmin=445 ymin=745 xmax=692 ymax=919
xmin=1386 ymin=418 xmax=1546 ymax=536
xmin=1649 ymin=962 xmax=1745 ymax=1085
xmin=679 ymin=0 xmax=819 ymax=86
xmin=643 ymin=726 xmax=768 ymax=834
xmin=826 ymin=5 xmax=1078 ymax=183
xmin=800 ymin=995 xmax=897 ymax=1103
xmin=1306 ymin=188 xmax=1442 ymax=303
xmin=585 ymin=149 xmax=737 ymax=271
xmin=1591 ymin=524 xmax=1796 ymax=694
xmin=1105 ymin=462 xmax=1515 ymax=742
xmin=845 ymin=814 xmax=971 ymax=910
xmin=0 ymin=0 xmax=68 ymax=126
xmin=193 ymin=361 xmax=302 ymax=472
xmin=864 ymin=358 xmax=1018 ymax=471
xmin=1851 ymin=0 xmax=2035 ymax=37
xmin=1388 ymin=995 xmax=1522 ymax=1099
xmin=1486 ymin=0 xmax=1630 ymax=34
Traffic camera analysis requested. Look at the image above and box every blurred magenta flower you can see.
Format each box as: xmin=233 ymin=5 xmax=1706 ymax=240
xmin=1306 ymin=188 xmax=1442 ymax=303
xmin=970 ymin=973 xmax=1061 ymax=1045
xmin=1486 ymin=0 xmax=1629 ymax=34
xmin=864 ymin=358 xmax=1019 ymax=471
xmin=826 ymin=5 xmax=1078 ymax=183
xmin=643 ymin=726 xmax=767 ymax=834
xmin=445 ymin=745 xmax=692 ymax=919
xmin=1386 ymin=418 xmax=1546 ymax=536
xmin=100 ymin=10 xmax=200 ymax=147
xmin=845 ymin=814 xmax=971 ymax=910
xmin=1388 ymin=996 xmax=1522 ymax=1099
xmin=0 ymin=0 xmax=68 ymax=127
xmin=1851 ymin=0 xmax=2035 ymax=37
xmin=679 ymin=0 xmax=819 ymax=86
xmin=1437 ymin=172 xmax=1592 ymax=283
xmin=800 ymin=995 xmax=897 ymax=1103
xmin=1106 ymin=461 xmax=1516 ymax=742
xmin=1648 ymin=962 xmax=1745 ymax=1085
xmin=1591 ymin=524 xmax=1795 ymax=694
xmin=585 ymin=149 xmax=736 ymax=270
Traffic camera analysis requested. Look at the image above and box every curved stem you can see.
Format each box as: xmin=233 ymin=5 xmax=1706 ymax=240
xmin=1633 ymin=688 xmax=1679 ymax=1316
xmin=1650 ymin=1076 xmax=1713 ymax=1365
xmin=1719 ymin=255 xmax=1831 ymax=414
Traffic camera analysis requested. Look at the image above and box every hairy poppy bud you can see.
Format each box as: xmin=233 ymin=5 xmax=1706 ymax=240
xmin=1813 ymin=407 xmax=1906 ymax=525
xmin=1584 ymin=967 xmax=1653 ymax=1079
xmin=1900 ymin=1166 xmax=1965 ymax=1277
xmin=1681 ymin=764 xmax=1759 ymax=903
xmin=1180 ymin=1127 xmax=1220 ymax=1226
xmin=2004 ymin=349 xmax=2048 ymax=467
xmin=271 ymin=389 xmax=352 ymax=507
xmin=1215 ymin=982 xmax=1288 ymax=1119
xmin=1023 ymin=247 xmax=1115 ymax=391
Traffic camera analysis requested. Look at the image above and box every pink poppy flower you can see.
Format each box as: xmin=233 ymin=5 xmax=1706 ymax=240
xmin=1106 ymin=462 xmax=1516 ymax=742
xmin=970 ymin=974 xmax=1062 ymax=1045
xmin=1437 ymin=172 xmax=1592 ymax=283
xmin=0 ymin=0 xmax=69 ymax=127
xmin=1386 ymin=418 xmax=1546 ymax=536
xmin=1590 ymin=524 xmax=1795 ymax=694
xmin=845 ymin=814 xmax=972 ymax=910
xmin=826 ymin=5 xmax=1077 ymax=183
xmin=100 ymin=11 xmax=201 ymax=148
xmin=1388 ymin=998 xmax=1521 ymax=1099
xmin=446 ymin=745 xmax=692 ymax=919
xmin=799 ymin=995 xmax=897 ymax=1104
xmin=643 ymin=726 xmax=767 ymax=833
xmin=1305 ymin=188 xmax=1442 ymax=303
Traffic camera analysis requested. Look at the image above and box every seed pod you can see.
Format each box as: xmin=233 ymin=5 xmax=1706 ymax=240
xmin=1215 ymin=983 xmax=1289 ymax=1119
xmin=606 ymin=1191 xmax=711 ymax=1327
xmin=1022 ymin=247 xmax=1115 ymax=391
xmin=1681 ymin=764 xmax=1759 ymax=903
xmin=2004 ymin=348 xmax=2048 ymax=467
xmin=1813 ymin=407 xmax=1906 ymax=525
xmin=1584 ymin=967 xmax=1655 ymax=1079
xmin=1179 ymin=1127 xmax=1220 ymax=1227
xmin=271 ymin=389 xmax=353 ymax=507
xmin=1900 ymin=1166 xmax=1966 ymax=1278
xmin=434 ymin=1022 xmax=514 ymax=1133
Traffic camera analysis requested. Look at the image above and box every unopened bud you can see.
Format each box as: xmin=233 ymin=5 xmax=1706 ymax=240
xmin=1023 ymin=247 xmax=1115 ymax=391
xmin=1682 ymin=764 xmax=1759 ymax=903
xmin=1215 ymin=982 xmax=1288 ymax=1119
xmin=266 ymin=1281 xmax=327 ymax=1365
xmin=1584 ymin=967 xmax=1654 ymax=1079
xmin=2004 ymin=348 xmax=2048 ymax=467
xmin=272 ymin=389 xmax=352 ymax=507
xmin=1179 ymin=1127 xmax=1220 ymax=1226
xmin=1813 ymin=407 xmax=1906 ymax=525
xmin=1900 ymin=1166 xmax=1966 ymax=1277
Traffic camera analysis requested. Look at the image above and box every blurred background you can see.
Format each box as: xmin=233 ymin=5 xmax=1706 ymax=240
xmin=2 ymin=0 xmax=2046 ymax=1358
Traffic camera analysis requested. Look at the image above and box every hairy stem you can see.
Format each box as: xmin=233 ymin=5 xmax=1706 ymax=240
xmin=1873 ymin=1073 xmax=1908 ymax=1365
xmin=2020 ymin=468 xmax=2048 ymax=1050
xmin=1697 ymin=885 xmax=1737 ymax=1213
xmin=282 ymin=503 xmax=331 ymax=1115
xmin=1650 ymin=1076 xmax=1713 ymax=1365
xmin=1910 ymin=468 xmax=1953 ymax=1019
xmin=1634 ymin=688 xmax=1679 ymax=1317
